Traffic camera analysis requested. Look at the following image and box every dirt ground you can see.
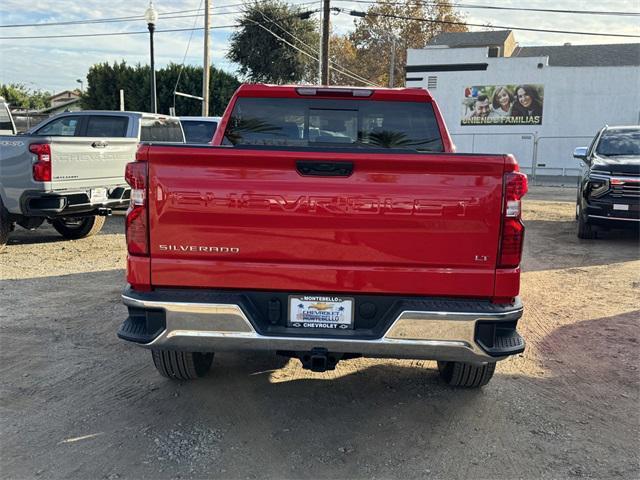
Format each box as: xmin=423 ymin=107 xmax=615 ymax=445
xmin=1 ymin=186 xmax=638 ymax=480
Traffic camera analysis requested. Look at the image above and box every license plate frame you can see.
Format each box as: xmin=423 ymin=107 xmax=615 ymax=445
xmin=288 ymin=295 xmax=355 ymax=330
xmin=90 ymin=188 xmax=108 ymax=203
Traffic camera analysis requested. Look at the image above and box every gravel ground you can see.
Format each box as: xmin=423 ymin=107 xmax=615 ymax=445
xmin=1 ymin=186 xmax=638 ymax=480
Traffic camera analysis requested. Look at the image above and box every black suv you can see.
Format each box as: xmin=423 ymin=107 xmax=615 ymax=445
xmin=574 ymin=126 xmax=640 ymax=239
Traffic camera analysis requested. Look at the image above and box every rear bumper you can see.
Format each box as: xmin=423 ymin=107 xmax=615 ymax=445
xmin=20 ymin=188 xmax=130 ymax=217
xmin=119 ymin=288 xmax=525 ymax=364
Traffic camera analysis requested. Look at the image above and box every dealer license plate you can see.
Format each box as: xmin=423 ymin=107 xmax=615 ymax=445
xmin=90 ymin=188 xmax=108 ymax=203
xmin=613 ymin=204 xmax=629 ymax=211
xmin=288 ymin=295 xmax=354 ymax=330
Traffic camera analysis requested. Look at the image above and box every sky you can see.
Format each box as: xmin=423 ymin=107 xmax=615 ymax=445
xmin=0 ymin=0 xmax=638 ymax=93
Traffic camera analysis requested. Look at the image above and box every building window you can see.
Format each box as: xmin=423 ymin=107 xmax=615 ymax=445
xmin=427 ymin=76 xmax=438 ymax=89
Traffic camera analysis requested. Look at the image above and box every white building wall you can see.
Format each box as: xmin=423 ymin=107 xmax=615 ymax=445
xmin=406 ymin=47 xmax=640 ymax=177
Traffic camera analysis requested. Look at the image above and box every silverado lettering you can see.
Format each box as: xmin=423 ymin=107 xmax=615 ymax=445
xmin=159 ymin=245 xmax=240 ymax=253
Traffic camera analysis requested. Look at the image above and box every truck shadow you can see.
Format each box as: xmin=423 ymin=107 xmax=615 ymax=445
xmin=523 ymin=219 xmax=639 ymax=272
xmin=4 ymin=214 xmax=124 ymax=247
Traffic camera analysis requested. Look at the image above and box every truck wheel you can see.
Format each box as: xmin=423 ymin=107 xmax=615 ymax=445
xmin=0 ymin=205 xmax=11 ymax=251
xmin=52 ymin=215 xmax=106 ymax=240
xmin=151 ymin=350 xmax=214 ymax=380
xmin=437 ymin=361 xmax=496 ymax=388
xmin=577 ymin=213 xmax=596 ymax=239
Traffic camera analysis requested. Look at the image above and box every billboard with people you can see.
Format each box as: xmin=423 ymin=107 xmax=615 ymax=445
xmin=461 ymin=84 xmax=544 ymax=125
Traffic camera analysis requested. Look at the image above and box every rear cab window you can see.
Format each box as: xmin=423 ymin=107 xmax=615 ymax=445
xmin=0 ymin=101 xmax=15 ymax=133
xmin=85 ymin=115 xmax=129 ymax=137
xmin=182 ymin=120 xmax=218 ymax=144
xmin=140 ymin=117 xmax=185 ymax=143
xmin=222 ymin=97 xmax=444 ymax=152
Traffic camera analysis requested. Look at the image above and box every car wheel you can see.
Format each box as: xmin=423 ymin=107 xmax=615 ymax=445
xmin=52 ymin=215 xmax=106 ymax=240
xmin=577 ymin=213 xmax=596 ymax=239
xmin=437 ymin=361 xmax=496 ymax=388
xmin=151 ymin=350 xmax=214 ymax=380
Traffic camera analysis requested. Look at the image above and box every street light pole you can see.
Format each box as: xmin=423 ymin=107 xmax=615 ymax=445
xmin=145 ymin=1 xmax=158 ymax=114
xmin=76 ymin=79 xmax=83 ymax=93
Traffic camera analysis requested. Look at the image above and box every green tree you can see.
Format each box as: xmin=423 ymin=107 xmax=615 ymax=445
xmin=227 ymin=0 xmax=318 ymax=83
xmin=331 ymin=0 xmax=467 ymax=86
xmin=83 ymin=62 xmax=240 ymax=116
xmin=0 ymin=83 xmax=51 ymax=110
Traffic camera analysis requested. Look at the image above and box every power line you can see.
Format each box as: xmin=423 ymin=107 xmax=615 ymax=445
xmin=257 ymin=10 xmax=375 ymax=86
xmin=333 ymin=0 xmax=640 ymax=17
xmin=0 ymin=2 xmax=320 ymax=28
xmin=173 ymin=0 xmax=205 ymax=106
xmin=245 ymin=18 xmax=380 ymax=86
xmin=0 ymin=7 xmax=243 ymax=29
xmin=0 ymin=25 xmax=240 ymax=41
xmin=337 ymin=8 xmax=640 ymax=38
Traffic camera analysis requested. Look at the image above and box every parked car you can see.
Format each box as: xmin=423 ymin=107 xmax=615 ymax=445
xmin=573 ymin=125 xmax=640 ymax=239
xmin=0 ymin=110 xmax=184 ymax=248
xmin=179 ymin=116 xmax=221 ymax=144
xmin=118 ymin=84 xmax=528 ymax=388
xmin=0 ymin=97 xmax=16 ymax=135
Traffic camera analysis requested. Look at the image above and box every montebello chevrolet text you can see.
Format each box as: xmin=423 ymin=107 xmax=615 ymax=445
xmin=118 ymin=84 xmax=529 ymax=388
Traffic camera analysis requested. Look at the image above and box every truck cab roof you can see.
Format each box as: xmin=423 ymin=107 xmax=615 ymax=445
xmin=234 ymin=84 xmax=433 ymax=102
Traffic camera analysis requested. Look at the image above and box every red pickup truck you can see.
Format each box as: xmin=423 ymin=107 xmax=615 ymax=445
xmin=118 ymin=84 xmax=527 ymax=388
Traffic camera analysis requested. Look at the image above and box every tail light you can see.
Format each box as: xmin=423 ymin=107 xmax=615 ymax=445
xmin=125 ymin=160 xmax=148 ymax=255
xmin=498 ymin=161 xmax=528 ymax=269
xmin=30 ymin=143 xmax=51 ymax=182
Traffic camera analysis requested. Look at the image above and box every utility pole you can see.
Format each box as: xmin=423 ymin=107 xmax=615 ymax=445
xmin=388 ymin=37 xmax=396 ymax=88
xmin=320 ymin=0 xmax=330 ymax=85
xmin=202 ymin=0 xmax=211 ymax=116
xmin=317 ymin=0 xmax=323 ymax=83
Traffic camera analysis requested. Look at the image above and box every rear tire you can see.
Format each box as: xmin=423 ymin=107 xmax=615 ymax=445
xmin=151 ymin=350 xmax=214 ymax=380
xmin=0 ymin=204 xmax=11 ymax=251
xmin=577 ymin=213 xmax=596 ymax=239
xmin=437 ymin=361 xmax=496 ymax=388
xmin=52 ymin=215 xmax=106 ymax=240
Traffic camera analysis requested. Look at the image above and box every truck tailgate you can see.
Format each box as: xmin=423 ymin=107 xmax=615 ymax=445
xmin=147 ymin=146 xmax=505 ymax=297
xmin=50 ymin=137 xmax=137 ymax=190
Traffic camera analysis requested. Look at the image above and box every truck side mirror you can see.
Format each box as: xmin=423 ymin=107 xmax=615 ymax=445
xmin=573 ymin=147 xmax=588 ymax=162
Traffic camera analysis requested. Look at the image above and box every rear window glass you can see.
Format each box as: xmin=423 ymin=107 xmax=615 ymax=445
xmin=0 ymin=103 xmax=13 ymax=131
xmin=223 ymin=97 xmax=443 ymax=152
xmin=85 ymin=116 xmax=128 ymax=137
xmin=36 ymin=116 xmax=80 ymax=136
xmin=596 ymin=130 xmax=640 ymax=156
xmin=181 ymin=120 xmax=218 ymax=144
xmin=140 ymin=117 xmax=184 ymax=143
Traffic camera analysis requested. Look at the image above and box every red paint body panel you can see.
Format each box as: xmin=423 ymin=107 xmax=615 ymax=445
xmin=146 ymin=147 xmax=506 ymax=297
xmin=150 ymin=258 xmax=495 ymax=296
xmin=494 ymin=268 xmax=520 ymax=299
xmin=127 ymin=255 xmax=151 ymax=291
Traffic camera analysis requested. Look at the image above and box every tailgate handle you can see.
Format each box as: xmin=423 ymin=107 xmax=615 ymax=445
xmin=296 ymin=161 xmax=353 ymax=177
xmin=92 ymin=141 xmax=108 ymax=148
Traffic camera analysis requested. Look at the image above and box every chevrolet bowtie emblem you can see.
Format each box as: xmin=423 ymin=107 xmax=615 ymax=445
xmin=308 ymin=303 xmax=333 ymax=311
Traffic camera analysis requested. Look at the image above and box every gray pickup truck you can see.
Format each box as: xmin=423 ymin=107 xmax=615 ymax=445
xmin=0 ymin=110 xmax=184 ymax=248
